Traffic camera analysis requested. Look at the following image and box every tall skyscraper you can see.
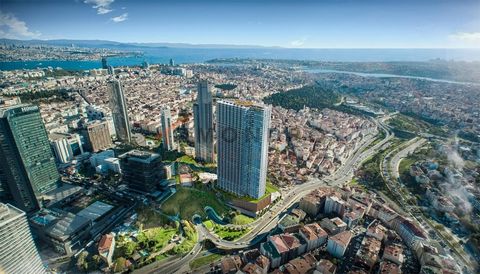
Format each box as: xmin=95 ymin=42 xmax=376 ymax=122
xmin=160 ymin=107 xmax=175 ymax=151
xmin=109 ymin=80 xmax=131 ymax=143
xmin=0 ymin=104 xmax=59 ymax=212
xmin=216 ymin=100 xmax=271 ymax=199
xmin=0 ymin=203 xmax=46 ymax=274
xmin=193 ymin=81 xmax=214 ymax=163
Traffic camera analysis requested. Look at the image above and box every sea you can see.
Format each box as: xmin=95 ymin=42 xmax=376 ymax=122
xmin=1 ymin=48 xmax=480 ymax=71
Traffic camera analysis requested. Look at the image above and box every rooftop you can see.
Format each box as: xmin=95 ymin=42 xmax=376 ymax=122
xmin=46 ymin=212 xmax=91 ymax=241
xmin=98 ymin=233 xmax=114 ymax=252
xmin=0 ymin=203 xmax=24 ymax=227
xmin=379 ymin=261 xmax=401 ymax=274
xmin=330 ymin=230 xmax=352 ymax=247
xmin=119 ymin=149 xmax=161 ymax=163
xmin=42 ymin=183 xmax=83 ymax=207
xmin=77 ymin=201 xmax=114 ymax=222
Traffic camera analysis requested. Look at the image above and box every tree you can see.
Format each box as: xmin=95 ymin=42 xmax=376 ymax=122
xmin=124 ymin=241 xmax=137 ymax=256
xmin=114 ymin=257 xmax=126 ymax=273
xmin=92 ymin=255 xmax=102 ymax=269
xmin=76 ymin=251 xmax=89 ymax=272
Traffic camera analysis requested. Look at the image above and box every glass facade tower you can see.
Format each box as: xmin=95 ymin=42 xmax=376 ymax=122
xmin=0 ymin=105 xmax=59 ymax=213
xmin=193 ymin=80 xmax=214 ymax=163
xmin=216 ymin=100 xmax=271 ymax=199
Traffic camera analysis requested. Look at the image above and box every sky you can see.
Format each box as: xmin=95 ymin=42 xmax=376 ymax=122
xmin=0 ymin=0 xmax=479 ymax=48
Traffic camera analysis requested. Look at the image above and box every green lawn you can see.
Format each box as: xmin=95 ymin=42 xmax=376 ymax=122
xmin=190 ymin=254 xmax=223 ymax=269
xmin=141 ymin=227 xmax=177 ymax=248
xmin=161 ymin=186 xmax=228 ymax=219
xmin=213 ymin=224 xmax=250 ymax=241
xmin=203 ymin=220 xmax=215 ymax=230
xmin=176 ymin=155 xmax=198 ymax=165
xmin=115 ymin=227 xmax=177 ymax=259
xmin=266 ymin=182 xmax=279 ymax=193
xmin=232 ymin=214 xmax=254 ymax=225
xmin=219 ymin=181 xmax=279 ymax=203
xmin=399 ymin=158 xmax=416 ymax=176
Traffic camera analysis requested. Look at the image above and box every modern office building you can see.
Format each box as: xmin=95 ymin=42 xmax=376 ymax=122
xmin=50 ymin=133 xmax=84 ymax=163
xmin=85 ymin=120 xmax=112 ymax=152
xmin=193 ymin=80 xmax=214 ymax=163
xmin=160 ymin=107 xmax=175 ymax=151
xmin=0 ymin=203 xmax=46 ymax=274
xmin=109 ymin=80 xmax=131 ymax=143
xmin=119 ymin=150 xmax=164 ymax=192
xmin=216 ymin=100 xmax=271 ymax=199
xmin=0 ymin=104 xmax=59 ymax=212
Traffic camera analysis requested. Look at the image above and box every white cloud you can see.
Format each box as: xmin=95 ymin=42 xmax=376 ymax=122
xmin=97 ymin=7 xmax=113 ymax=14
xmin=0 ymin=11 xmax=41 ymax=39
xmin=290 ymin=37 xmax=307 ymax=47
xmin=449 ymin=32 xmax=480 ymax=43
xmin=84 ymin=0 xmax=115 ymax=15
xmin=111 ymin=13 xmax=128 ymax=23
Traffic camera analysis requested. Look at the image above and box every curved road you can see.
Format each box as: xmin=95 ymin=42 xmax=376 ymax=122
xmin=148 ymin=117 xmax=394 ymax=273
xmin=198 ymin=117 xmax=393 ymax=251
xmin=382 ymin=138 xmax=474 ymax=272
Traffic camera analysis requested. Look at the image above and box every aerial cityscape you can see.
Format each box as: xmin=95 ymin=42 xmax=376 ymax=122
xmin=1 ymin=0 xmax=480 ymax=274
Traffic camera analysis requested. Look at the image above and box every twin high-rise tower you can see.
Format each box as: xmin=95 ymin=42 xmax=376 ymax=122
xmin=216 ymin=100 xmax=271 ymax=199
xmin=193 ymin=81 xmax=214 ymax=163
xmin=192 ymin=81 xmax=271 ymax=199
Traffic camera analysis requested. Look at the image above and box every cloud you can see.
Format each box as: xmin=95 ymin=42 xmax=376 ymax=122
xmin=84 ymin=0 xmax=115 ymax=15
xmin=449 ymin=32 xmax=480 ymax=43
xmin=290 ymin=37 xmax=307 ymax=47
xmin=97 ymin=7 xmax=113 ymax=14
xmin=0 ymin=11 xmax=41 ymax=39
xmin=111 ymin=13 xmax=128 ymax=23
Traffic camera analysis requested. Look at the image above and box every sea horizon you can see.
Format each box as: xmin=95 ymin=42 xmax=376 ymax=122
xmin=1 ymin=47 xmax=480 ymax=71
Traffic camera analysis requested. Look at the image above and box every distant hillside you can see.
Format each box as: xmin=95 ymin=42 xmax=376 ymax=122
xmin=0 ymin=39 xmax=278 ymax=50
xmin=0 ymin=38 xmax=150 ymax=50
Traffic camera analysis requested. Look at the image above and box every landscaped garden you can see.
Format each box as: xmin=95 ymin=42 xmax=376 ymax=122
xmin=232 ymin=214 xmax=254 ymax=225
xmin=189 ymin=253 xmax=223 ymax=269
xmin=161 ymin=185 xmax=229 ymax=219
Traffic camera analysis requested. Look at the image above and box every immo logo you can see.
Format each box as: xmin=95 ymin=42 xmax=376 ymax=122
xmin=20 ymin=106 xmax=38 ymax=113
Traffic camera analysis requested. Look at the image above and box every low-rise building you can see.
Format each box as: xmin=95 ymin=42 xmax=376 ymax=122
xmin=98 ymin=233 xmax=115 ymax=266
xmin=355 ymin=236 xmax=381 ymax=270
xmin=378 ymin=261 xmax=401 ymax=274
xmin=316 ymin=259 xmax=336 ymax=274
xmin=320 ymin=217 xmax=347 ymax=235
xmin=299 ymin=223 xmax=328 ymax=251
xmin=382 ymin=244 xmax=404 ymax=265
xmin=327 ymin=230 xmax=352 ymax=258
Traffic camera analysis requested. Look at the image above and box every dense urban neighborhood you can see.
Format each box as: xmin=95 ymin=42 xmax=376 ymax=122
xmin=1 ymin=40 xmax=480 ymax=274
